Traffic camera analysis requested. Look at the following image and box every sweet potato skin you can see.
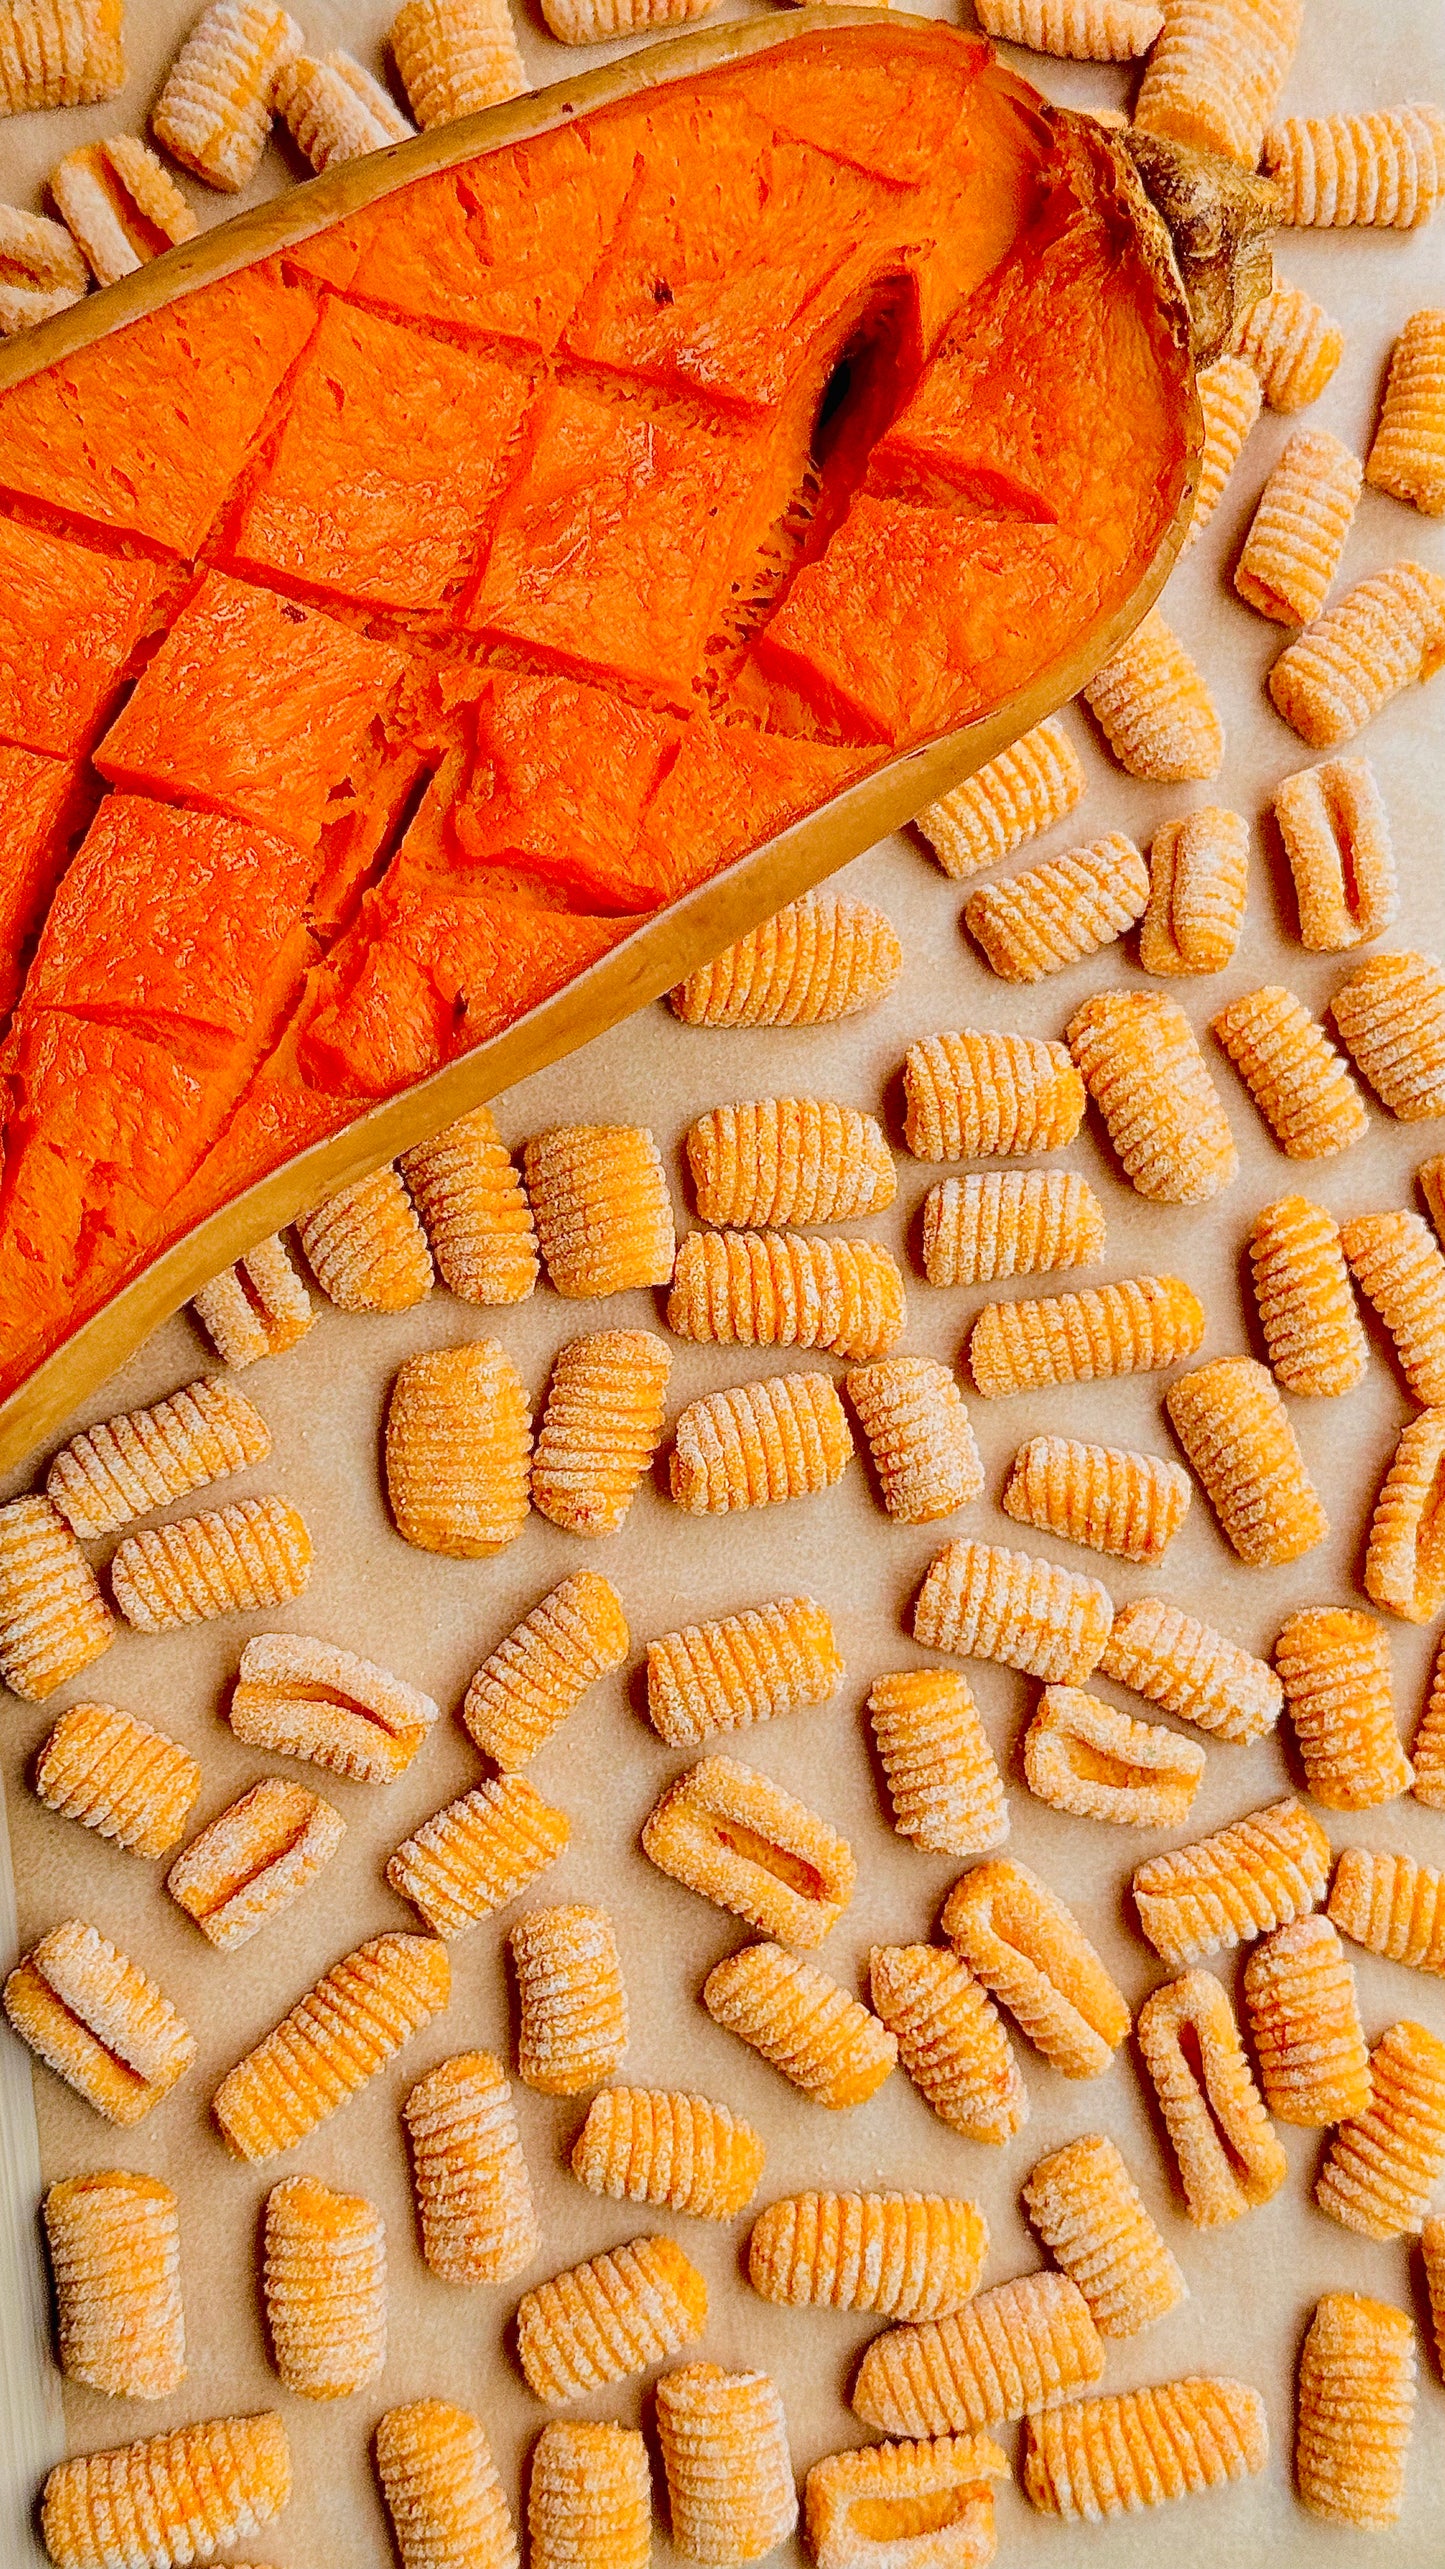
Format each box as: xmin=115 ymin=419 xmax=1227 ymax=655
xmin=0 ymin=22 xmax=1192 ymax=1406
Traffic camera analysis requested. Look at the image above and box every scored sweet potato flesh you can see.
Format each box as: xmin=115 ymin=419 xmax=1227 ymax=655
xmin=0 ymin=21 xmax=1191 ymax=1404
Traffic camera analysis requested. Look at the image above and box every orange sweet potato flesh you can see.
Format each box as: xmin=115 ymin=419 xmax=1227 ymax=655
xmin=0 ymin=519 xmax=164 ymax=759
xmin=464 ymin=384 xmax=792 ymax=701
xmin=0 ymin=749 xmax=94 ymax=1029
xmin=24 ymin=795 xmax=318 ymax=1047
xmin=288 ymin=119 xmax=640 ymax=357
xmin=227 ymin=298 xmax=537 ymax=612
xmin=0 ymin=262 xmax=316 ymax=555
xmin=446 ymin=671 xmax=684 ymax=909
xmin=0 ymin=21 xmax=1192 ymax=1407
xmin=94 ymin=571 xmax=413 ymax=847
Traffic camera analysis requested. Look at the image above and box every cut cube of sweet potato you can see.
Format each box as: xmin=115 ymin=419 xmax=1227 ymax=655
xmin=0 ymin=1015 xmax=218 ymax=1382
xmin=709 ymin=23 xmax=990 ymax=189
xmin=229 ymin=299 xmax=536 ymax=612
xmin=763 ymin=159 xmax=1183 ymax=750
xmin=0 ymin=261 xmax=317 ymax=553
xmin=635 ymin=717 xmax=879 ymax=905
xmin=25 ymin=795 xmax=318 ymax=1051
xmin=292 ymin=122 xmax=638 ymax=355
xmin=2 ymin=1014 xmax=214 ymax=1221
xmin=758 ymin=498 xmax=1110 ymax=747
xmin=0 ymin=749 xmax=92 ymax=1026
xmin=446 ymin=671 xmax=679 ymax=912
xmin=874 ymin=176 xmax=1181 ymax=548
xmin=0 ymin=521 xmax=162 ymax=761
xmin=467 ymin=384 xmax=778 ymax=700
xmin=562 ymin=94 xmax=897 ymax=411
xmin=299 ymin=887 xmax=629 ymax=1097
xmin=902 ymin=79 xmax=1044 ymax=357
xmin=95 ymin=573 xmax=410 ymax=848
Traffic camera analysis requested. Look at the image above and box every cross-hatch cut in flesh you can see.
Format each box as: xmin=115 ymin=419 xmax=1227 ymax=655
xmin=0 ymin=20 xmax=1193 ymax=1412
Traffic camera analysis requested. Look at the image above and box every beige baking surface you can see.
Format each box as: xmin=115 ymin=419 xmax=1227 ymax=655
xmin=3 ymin=0 xmax=1445 ymax=2561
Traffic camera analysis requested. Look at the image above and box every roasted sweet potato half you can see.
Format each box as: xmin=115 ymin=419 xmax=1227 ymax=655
xmin=0 ymin=11 xmax=1225 ymax=1451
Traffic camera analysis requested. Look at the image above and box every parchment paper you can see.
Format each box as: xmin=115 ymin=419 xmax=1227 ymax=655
xmin=2 ymin=0 xmax=1445 ymax=2560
